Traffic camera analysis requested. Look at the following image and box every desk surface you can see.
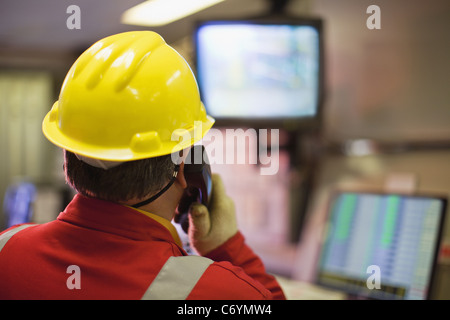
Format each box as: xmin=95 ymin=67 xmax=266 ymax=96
xmin=275 ymin=276 xmax=347 ymax=300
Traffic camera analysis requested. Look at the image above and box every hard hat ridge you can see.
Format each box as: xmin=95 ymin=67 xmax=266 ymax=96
xmin=72 ymin=31 xmax=165 ymax=92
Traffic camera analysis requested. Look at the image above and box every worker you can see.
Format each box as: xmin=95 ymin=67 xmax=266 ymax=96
xmin=0 ymin=31 xmax=286 ymax=300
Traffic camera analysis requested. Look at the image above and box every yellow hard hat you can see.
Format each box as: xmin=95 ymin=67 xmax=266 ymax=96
xmin=42 ymin=31 xmax=214 ymax=162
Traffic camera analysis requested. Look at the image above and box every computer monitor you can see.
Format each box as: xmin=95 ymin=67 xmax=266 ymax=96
xmin=316 ymin=191 xmax=447 ymax=300
xmin=194 ymin=17 xmax=324 ymax=129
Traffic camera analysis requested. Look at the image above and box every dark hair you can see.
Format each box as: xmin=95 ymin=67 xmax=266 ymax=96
xmin=64 ymin=150 xmax=176 ymax=203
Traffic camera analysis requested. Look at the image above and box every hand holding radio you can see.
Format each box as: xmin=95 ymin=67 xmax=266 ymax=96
xmin=189 ymin=174 xmax=238 ymax=256
xmin=174 ymin=145 xmax=238 ymax=255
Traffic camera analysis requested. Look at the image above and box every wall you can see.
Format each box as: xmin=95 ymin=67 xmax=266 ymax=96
xmin=307 ymin=0 xmax=450 ymax=142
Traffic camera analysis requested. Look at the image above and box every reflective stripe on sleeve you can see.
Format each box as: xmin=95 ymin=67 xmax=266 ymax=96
xmin=0 ymin=224 xmax=34 ymax=253
xmin=141 ymin=255 xmax=213 ymax=300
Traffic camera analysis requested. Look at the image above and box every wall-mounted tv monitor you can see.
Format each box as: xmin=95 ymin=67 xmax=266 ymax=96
xmin=316 ymin=191 xmax=447 ymax=300
xmin=194 ymin=17 xmax=324 ymax=129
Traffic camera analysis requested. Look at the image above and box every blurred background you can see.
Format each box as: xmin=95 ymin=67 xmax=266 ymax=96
xmin=1 ymin=0 xmax=449 ymax=299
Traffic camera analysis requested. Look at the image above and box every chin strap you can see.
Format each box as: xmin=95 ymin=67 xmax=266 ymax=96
xmin=131 ymin=165 xmax=180 ymax=208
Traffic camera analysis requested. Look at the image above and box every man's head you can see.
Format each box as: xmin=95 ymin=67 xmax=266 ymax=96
xmin=42 ymin=31 xmax=214 ymax=206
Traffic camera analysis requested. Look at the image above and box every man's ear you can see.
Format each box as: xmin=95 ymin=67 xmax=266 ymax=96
xmin=176 ymin=162 xmax=188 ymax=189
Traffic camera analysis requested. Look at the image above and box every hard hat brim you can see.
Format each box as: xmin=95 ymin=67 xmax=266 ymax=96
xmin=42 ymin=109 xmax=215 ymax=162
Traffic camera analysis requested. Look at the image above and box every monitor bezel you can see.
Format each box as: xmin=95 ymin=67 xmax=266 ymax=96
xmin=193 ymin=16 xmax=325 ymax=132
xmin=315 ymin=189 xmax=448 ymax=300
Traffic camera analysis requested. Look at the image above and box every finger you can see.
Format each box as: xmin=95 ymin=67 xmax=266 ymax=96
xmin=189 ymin=203 xmax=211 ymax=239
xmin=209 ymin=174 xmax=226 ymax=210
xmin=210 ymin=196 xmax=236 ymax=229
xmin=208 ymin=175 xmax=235 ymax=227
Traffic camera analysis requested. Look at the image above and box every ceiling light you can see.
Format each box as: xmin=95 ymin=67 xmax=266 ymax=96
xmin=121 ymin=0 xmax=225 ymax=27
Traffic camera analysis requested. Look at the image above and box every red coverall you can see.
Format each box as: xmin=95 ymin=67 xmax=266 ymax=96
xmin=0 ymin=194 xmax=286 ymax=300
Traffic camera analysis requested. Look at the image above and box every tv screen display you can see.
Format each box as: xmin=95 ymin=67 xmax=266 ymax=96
xmin=194 ymin=19 xmax=323 ymax=124
xmin=317 ymin=191 xmax=447 ymax=300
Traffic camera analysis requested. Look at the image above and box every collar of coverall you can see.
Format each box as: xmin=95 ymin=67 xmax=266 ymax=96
xmin=126 ymin=205 xmax=183 ymax=248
